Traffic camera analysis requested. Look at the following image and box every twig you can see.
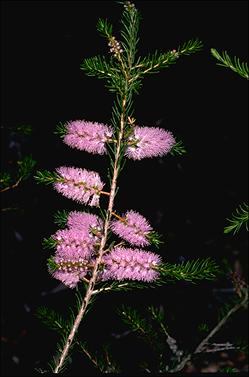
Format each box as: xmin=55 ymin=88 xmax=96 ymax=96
xmin=202 ymin=342 xmax=237 ymax=353
xmin=0 ymin=177 xmax=23 ymax=193
xmin=92 ymin=282 xmax=129 ymax=295
xmin=100 ymin=190 xmax=111 ymax=196
xmin=79 ymin=344 xmax=99 ymax=369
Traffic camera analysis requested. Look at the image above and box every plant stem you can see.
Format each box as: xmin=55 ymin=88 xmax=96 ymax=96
xmin=0 ymin=177 xmax=23 ymax=193
xmin=111 ymin=211 xmax=126 ymax=222
xmin=53 ymin=96 xmax=127 ymax=374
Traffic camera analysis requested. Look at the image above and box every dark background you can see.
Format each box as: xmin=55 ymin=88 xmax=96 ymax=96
xmin=1 ymin=1 xmax=248 ymax=375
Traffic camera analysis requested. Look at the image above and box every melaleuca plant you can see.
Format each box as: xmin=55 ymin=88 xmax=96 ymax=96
xmin=35 ymin=1 xmax=219 ymax=374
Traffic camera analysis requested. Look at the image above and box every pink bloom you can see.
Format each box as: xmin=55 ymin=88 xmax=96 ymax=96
xmin=101 ymin=247 xmax=161 ymax=282
xmin=50 ymin=228 xmax=96 ymax=288
xmin=111 ymin=210 xmax=152 ymax=246
xmin=54 ymin=166 xmax=104 ymax=206
xmin=63 ymin=120 xmax=113 ymax=155
xmin=125 ymin=126 xmax=175 ymax=160
xmin=52 ymin=270 xmax=87 ymax=289
xmin=67 ymin=211 xmax=103 ymax=239
xmin=52 ymin=228 xmax=96 ymax=259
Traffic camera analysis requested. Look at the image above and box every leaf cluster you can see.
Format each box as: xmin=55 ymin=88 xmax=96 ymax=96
xmin=53 ymin=209 xmax=69 ymax=228
xmin=224 ymin=203 xmax=249 ymax=235
xmin=211 ymin=48 xmax=249 ymax=80
xmin=158 ymin=258 xmax=220 ymax=283
xmin=17 ymin=155 xmax=37 ymax=180
xmin=0 ymin=155 xmax=36 ymax=190
xmin=147 ymin=230 xmax=164 ymax=249
xmin=42 ymin=237 xmax=57 ymax=250
xmin=170 ymin=140 xmax=187 ymax=156
xmin=117 ymin=305 xmax=159 ymax=348
xmin=117 ymin=304 xmax=182 ymax=372
xmin=34 ymin=170 xmax=61 ymax=185
xmin=132 ymin=38 xmax=203 ymax=77
xmin=54 ymin=122 xmax=67 ymax=138
xmin=36 ymin=306 xmax=69 ymax=335
xmin=78 ymin=342 xmax=121 ymax=374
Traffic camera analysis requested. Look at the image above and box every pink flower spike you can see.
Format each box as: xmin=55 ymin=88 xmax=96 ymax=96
xmin=125 ymin=126 xmax=175 ymax=160
xmin=101 ymin=247 xmax=161 ymax=282
xmin=67 ymin=211 xmax=103 ymax=239
xmin=52 ymin=228 xmax=96 ymax=259
xmin=64 ymin=120 xmax=113 ymax=155
xmin=52 ymin=271 xmax=81 ymax=289
xmin=50 ymin=228 xmax=96 ymax=288
xmin=54 ymin=166 xmax=104 ymax=206
xmin=52 ymin=259 xmax=91 ymax=288
xmin=111 ymin=210 xmax=152 ymax=246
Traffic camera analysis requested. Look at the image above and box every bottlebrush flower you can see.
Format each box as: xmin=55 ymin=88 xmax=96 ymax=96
xmin=125 ymin=126 xmax=175 ymax=160
xmin=54 ymin=166 xmax=104 ymax=206
xmin=100 ymin=247 xmax=161 ymax=282
xmin=52 ymin=270 xmax=86 ymax=288
xmin=111 ymin=210 xmax=152 ymax=246
xmin=67 ymin=211 xmax=103 ymax=239
xmin=50 ymin=228 xmax=97 ymax=288
xmin=52 ymin=228 xmax=97 ymax=259
xmin=63 ymin=120 xmax=113 ymax=155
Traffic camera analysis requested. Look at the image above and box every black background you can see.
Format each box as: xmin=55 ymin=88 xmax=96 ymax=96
xmin=1 ymin=1 xmax=248 ymax=375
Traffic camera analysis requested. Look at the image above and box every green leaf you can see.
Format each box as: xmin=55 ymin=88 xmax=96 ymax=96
xmin=42 ymin=237 xmax=57 ymax=250
xmin=117 ymin=305 xmax=154 ymax=340
xmin=36 ymin=306 xmax=68 ymax=334
xmin=53 ymin=210 xmax=69 ymax=228
xmin=120 ymin=1 xmax=141 ymax=68
xmin=197 ymin=323 xmax=209 ymax=333
xmin=96 ymin=18 xmax=113 ymax=38
xmin=146 ymin=231 xmax=164 ymax=249
xmin=17 ymin=155 xmax=37 ymax=180
xmin=54 ymin=122 xmax=67 ymax=138
xmin=158 ymin=258 xmax=220 ymax=283
xmin=178 ymin=38 xmax=203 ymax=55
xmin=170 ymin=140 xmax=187 ymax=156
xmin=211 ymin=48 xmax=249 ymax=80
xmin=224 ymin=203 xmax=249 ymax=235
xmin=47 ymin=257 xmax=58 ymax=272
xmin=133 ymin=38 xmax=203 ymax=76
xmin=78 ymin=341 xmax=120 ymax=373
xmin=80 ymin=55 xmax=116 ymax=80
xmin=0 ymin=171 xmax=12 ymax=189
xmin=34 ymin=170 xmax=61 ymax=185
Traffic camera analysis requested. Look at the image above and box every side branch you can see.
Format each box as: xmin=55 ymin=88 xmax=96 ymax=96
xmin=0 ymin=177 xmax=23 ymax=193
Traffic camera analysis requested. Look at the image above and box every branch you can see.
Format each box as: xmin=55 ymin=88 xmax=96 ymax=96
xmin=0 ymin=176 xmax=23 ymax=193
xmin=201 ymin=342 xmax=238 ymax=353
xmin=131 ymin=38 xmax=203 ymax=78
xmin=211 ymin=48 xmax=249 ymax=80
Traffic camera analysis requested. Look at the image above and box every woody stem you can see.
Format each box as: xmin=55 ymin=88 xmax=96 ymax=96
xmin=53 ymin=95 xmax=128 ymax=374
